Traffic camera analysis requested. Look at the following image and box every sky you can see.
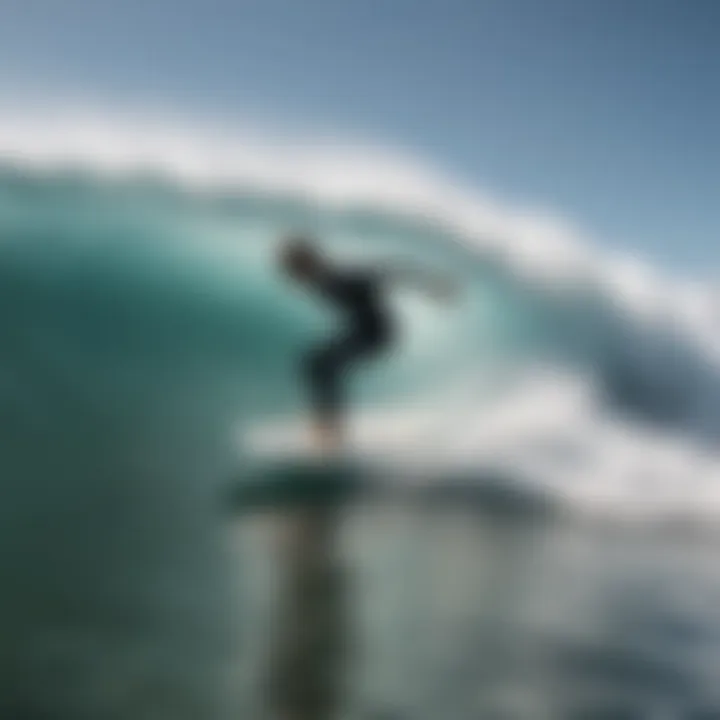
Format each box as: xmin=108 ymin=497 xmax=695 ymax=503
xmin=0 ymin=0 xmax=717 ymax=274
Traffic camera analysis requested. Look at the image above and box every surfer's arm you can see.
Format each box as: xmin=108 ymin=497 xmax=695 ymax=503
xmin=376 ymin=262 xmax=459 ymax=302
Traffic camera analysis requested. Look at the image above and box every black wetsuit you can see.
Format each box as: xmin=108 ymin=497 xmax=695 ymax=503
xmin=304 ymin=268 xmax=393 ymax=421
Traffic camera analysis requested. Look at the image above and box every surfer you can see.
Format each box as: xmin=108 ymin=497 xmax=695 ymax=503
xmin=279 ymin=234 xmax=454 ymax=451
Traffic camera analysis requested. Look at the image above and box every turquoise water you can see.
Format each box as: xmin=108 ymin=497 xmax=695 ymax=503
xmin=0 ymin=160 xmax=719 ymax=718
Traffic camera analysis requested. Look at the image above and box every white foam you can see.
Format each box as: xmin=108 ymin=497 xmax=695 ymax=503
xmin=241 ymin=368 xmax=720 ymax=523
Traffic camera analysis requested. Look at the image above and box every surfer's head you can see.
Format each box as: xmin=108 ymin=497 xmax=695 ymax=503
xmin=279 ymin=235 xmax=324 ymax=282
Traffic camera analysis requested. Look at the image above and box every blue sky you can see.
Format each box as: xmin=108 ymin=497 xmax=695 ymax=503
xmin=0 ymin=0 xmax=717 ymax=273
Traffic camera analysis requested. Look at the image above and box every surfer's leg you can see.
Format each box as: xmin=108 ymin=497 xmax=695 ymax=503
xmin=304 ymin=332 xmax=384 ymax=451
xmin=304 ymin=337 xmax=353 ymax=450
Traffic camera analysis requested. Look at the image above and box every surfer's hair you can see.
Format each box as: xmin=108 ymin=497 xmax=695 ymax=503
xmin=279 ymin=234 xmax=323 ymax=277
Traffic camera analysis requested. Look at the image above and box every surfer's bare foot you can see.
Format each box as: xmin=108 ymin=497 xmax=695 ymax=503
xmin=312 ymin=419 xmax=342 ymax=455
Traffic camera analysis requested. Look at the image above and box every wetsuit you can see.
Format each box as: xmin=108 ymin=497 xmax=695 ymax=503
xmin=304 ymin=267 xmax=393 ymax=422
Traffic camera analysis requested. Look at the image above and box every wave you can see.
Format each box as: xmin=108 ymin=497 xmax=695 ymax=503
xmin=0 ymin=106 xmax=718 ymax=525
xmin=0 ymin=106 xmax=715 ymax=334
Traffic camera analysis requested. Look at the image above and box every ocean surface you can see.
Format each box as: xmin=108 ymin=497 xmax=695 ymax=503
xmin=0 ymin=113 xmax=719 ymax=719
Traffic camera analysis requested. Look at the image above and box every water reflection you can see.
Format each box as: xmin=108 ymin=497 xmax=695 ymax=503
xmin=231 ymin=484 xmax=720 ymax=719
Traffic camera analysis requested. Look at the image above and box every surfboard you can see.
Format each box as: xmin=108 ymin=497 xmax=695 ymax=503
xmin=228 ymin=417 xmax=390 ymax=514
xmin=225 ymin=458 xmax=370 ymax=514
xmin=228 ymin=411 xmax=556 ymax=517
xmin=228 ymin=406 xmax=444 ymax=514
